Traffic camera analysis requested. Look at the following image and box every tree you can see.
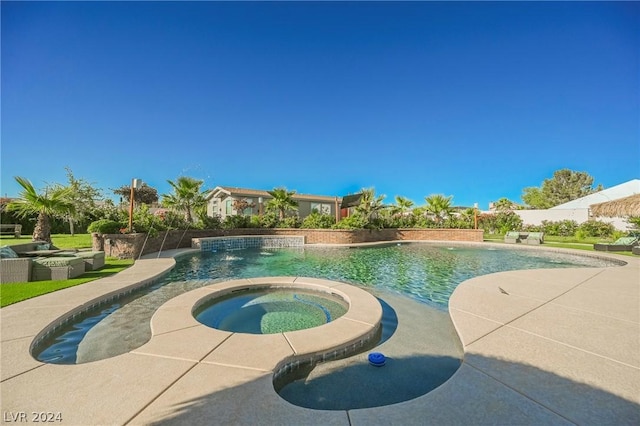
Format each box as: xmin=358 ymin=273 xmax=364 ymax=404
xmin=54 ymin=167 xmax=103 ymax=235
xmin=522 ymin=169 xmax=602 ymax=209
xmin=266 ymin=187 xmax=298 ymax=220
xmin=161 ymin=176 xmax=207 ymax=224
xmin=424 ymin=194 xmax=454 ymax=227
xmin=232 ymin=198 xmax=256 ymax=216
xmin=355 ymin=188 xmax=386 ymax=229
xmin=390 ymin=196 xmax=414 ymax=216
xmin=387 ymin=195 xmax=414 ymax=227
xmin=493 ymin=197 xmax=517 ymax=211
xmin=7 ymin=177 xmax=75 ymax=243
xmin=521 ymin=187 xmax=551 ymax=209
xmin=112 ymin=184 xmax=159 ymax=205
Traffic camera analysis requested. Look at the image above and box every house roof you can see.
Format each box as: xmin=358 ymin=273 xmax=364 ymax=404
xmin=589 ymin=193 xmax=640 ymax=217
xmin=550 ymin=179 xmax=640 ymax=210
xmin=206 ymin=186 xmax=339 ymax=203
xmin=340 ymin=193 xmax=363 ymax=209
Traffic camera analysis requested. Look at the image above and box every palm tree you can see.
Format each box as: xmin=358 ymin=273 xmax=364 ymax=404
xmin=162 ymin=177 xmax=207 ymax=224
xmin=390 ymin=195 xmax=414 ymax=216
xmin=424 ymin=194 xmax=454 ymax=227
xmin=266 ymin=188 xmax=298 ymax=220
xmin=389 ymin=195 xmax=414 ymax=227
xmin=356 ymin=188 xmax=386 ymax=228
xmin=493 ymin=197 xmax=517 ymax=211
xmin=7 ymin=177 xmax=75 ymax=243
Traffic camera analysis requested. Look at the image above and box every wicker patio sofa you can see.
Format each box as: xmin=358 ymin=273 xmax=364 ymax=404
xmin=0 ymin=257 xmax=33 ymax=283
xmin=58 ymin=250 xmax=105 ymax=271
xmin=504 ymin=231 xmax=522 ymax=243
xmin=9 ymin=241 xmax=56 ymax=255
xmin=524 ymin=232 xmax=544 ymax=245
xmin=593 ymin=236 xmax=639 ymax=252
xmin=0 ymin=245 xmax=32 ymax=283
xmin=32 ymin=256 xmax=85 ymax=281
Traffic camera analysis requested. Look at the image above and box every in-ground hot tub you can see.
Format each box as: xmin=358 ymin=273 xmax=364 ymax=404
xmin=194 ymin=287 xmax=349 ymax=334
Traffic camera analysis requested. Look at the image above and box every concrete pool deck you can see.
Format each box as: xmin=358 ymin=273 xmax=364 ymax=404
xmin=1 ymin=245 xmax=639 ymax=425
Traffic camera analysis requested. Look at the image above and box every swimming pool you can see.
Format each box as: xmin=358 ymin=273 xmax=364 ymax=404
xmin=33 ymin=243 xmax=620 ymax=364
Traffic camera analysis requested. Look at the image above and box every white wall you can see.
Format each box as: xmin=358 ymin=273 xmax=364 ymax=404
xmin=515 ymin=209 xmax=590 ymax=226
xmin=596 ymin=216 xmax=634 ymax=231
xmin=513 ymin=209 xmax=632 ymax=231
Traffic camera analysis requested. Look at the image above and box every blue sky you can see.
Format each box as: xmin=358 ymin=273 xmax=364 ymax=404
xmin=2 ymin=1 xmax=638 ymax=210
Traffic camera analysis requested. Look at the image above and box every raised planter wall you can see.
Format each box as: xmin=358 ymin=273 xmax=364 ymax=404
xmin=93 ymin=228 xmax=484 ymax=259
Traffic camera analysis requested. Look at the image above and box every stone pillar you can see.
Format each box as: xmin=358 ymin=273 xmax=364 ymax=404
xmin=91 ymin=233 xmax=104 ymax=251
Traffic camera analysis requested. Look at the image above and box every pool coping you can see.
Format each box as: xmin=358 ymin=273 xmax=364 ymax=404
xmin=141 ymin=276 xmax=382 ymax=376
xmin=1 ymin=242 xmax=638 ymax=425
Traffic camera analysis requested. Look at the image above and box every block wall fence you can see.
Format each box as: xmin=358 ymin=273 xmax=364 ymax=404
xmin=92 ymin=228 xmax=484 ymax=259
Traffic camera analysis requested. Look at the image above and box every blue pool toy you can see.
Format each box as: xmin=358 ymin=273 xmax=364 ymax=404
xmin=368 ymin=352 xmax=386 ymax=367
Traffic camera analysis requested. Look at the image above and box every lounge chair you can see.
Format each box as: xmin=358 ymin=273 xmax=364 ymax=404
xmin=504 ymin=231 xmax=521 ymax=243
xmin=524 ymin=232 xmax=544 ymax=245
xmin=593 ymin=236 xmax=639 ymax=252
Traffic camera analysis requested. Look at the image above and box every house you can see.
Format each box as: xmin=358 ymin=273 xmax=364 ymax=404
xmin=205 ymin=186 xmax=342 ymax=221
xmin=514 ymin=179 xmax=640 ymax=230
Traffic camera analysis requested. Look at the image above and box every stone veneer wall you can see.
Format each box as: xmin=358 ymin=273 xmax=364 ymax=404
xmin=93 ymin=228 xmax=484 ymax=259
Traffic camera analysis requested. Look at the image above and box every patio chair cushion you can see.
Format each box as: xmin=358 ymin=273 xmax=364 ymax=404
xmin=612 ymin=237 xmax=638 ymax=245
xmin=32 ymin=256 xmax=85 ymax=281
xmin=0 ymin=246 xmax=19 ymax=259
xmin=34 ymin=257 xmax=84 ymax=268
xmin=63 ymin=251 xmax=105 ymax=270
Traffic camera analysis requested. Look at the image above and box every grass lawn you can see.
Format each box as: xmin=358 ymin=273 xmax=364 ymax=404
xmin=484 ymin=234 xmax=636 ymax=256
xmin=0 ymin=258 xmax=133 ymax=307
xmin=0 ymin=233 xmax=93 ymax=249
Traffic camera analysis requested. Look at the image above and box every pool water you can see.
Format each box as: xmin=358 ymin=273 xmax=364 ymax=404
xmin=165 ymin=244 xmax=618 ymax=308
xmin=194 ymin=289 xmax=348 ymax=334
xmin=33 ymin=244 xmax=620 ymax=364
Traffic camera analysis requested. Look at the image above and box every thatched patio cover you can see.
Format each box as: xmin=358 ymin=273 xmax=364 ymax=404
xmin=590 ymin=193 xmax=640 ymax=217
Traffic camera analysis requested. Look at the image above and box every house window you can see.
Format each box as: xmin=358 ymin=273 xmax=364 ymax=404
xmin=311 ymin=203 xmax=332 ymax=215
xmin=225 ymin=200 xmax=233 ymax=215
xmin=243 ymin=198 xmax=254 ymax=215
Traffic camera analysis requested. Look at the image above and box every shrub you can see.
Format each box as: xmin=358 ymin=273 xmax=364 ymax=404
xmin=477 ymin=213 xmax=498 ymax=233
xmin=258 ymin=212 xmax=280 ymax=228
xmin=249 ymin=215 xmax=263 ymax=228
xmin=333 ymin=214 xmax=367 ymax=229
xmin=522 ymin=224 xmax=543 ymax=233
xmin=87 ymin=219 xmax=123 ymax=234
xmin=444 ymin=215 xmax=473 ymax=229
xmin=301 ymin=212 xmax=335 ymax=229
xmin=280 ymin=216 xmax=302 ymax=229
xmin=577 ymin=220 xmax=614 ymax=238
xmin=414 ymin=215 xmax=437 ymax=228
xmin=160 ymin=210 xmax=192 ymax=230
xmin=540 ymin=220 xmax=578 ymax=236
xmin=626 ymin=216 xmax=640 ymax=231
xmin=494 ymin=211 xmax=523 ymax=234
xmin=387 ymin=214 xmax=417 ymax=228
xmin=222 ymin=215 xmax=251 ymax=229
xmin=196 ymin=212 xmax=222 ymax=230
xmin=131 ymin=205 xmax=167 ymax=237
